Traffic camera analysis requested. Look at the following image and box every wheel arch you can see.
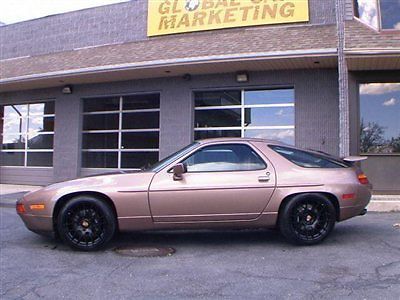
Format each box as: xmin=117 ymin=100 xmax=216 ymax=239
xmin=277 ymin=192 xmax=340 ymax=223
xmin=52 ymin=191 xmax=119 ymax=234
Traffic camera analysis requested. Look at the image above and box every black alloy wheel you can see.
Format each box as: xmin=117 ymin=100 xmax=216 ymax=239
xmin=57 ymin=196 xmax=116 ymax=251
xmin=279 ymin=194 xmax=336 ymax=245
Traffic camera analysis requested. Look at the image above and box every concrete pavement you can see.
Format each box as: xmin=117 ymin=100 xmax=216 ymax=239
xmin=1 ymin=206 xmax=399 ymax=299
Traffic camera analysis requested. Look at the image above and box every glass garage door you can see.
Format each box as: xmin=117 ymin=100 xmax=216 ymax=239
xmin=1 ymin=102 xmax=55 ymax=167
xmin=81 ymin=94 xmax=160 ymax=169
xmin=194 ymin=89 xmax=295 ymax=144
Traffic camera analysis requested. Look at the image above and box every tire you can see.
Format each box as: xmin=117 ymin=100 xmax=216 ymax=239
xmin=279 ymin=193 xmax=336 ymax=245
xmin=57 ymin=195 xmax=116 ymax=251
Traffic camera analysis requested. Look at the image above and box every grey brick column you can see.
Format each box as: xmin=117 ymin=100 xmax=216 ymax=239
xmin=336 ymin=0 xmax=351 ymax=157
xmin=53 ymin=94 xmax=82 ymax=182
xmin=159 ymin=79 xmax=193 ymax=159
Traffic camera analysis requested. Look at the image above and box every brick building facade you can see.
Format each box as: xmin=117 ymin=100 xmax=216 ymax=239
xmin=0 ymin=0 xmax=399 ymax=192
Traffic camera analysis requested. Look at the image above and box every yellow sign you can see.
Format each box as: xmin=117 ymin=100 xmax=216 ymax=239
xmin=147 ymin=0 xmax=309 ymax=37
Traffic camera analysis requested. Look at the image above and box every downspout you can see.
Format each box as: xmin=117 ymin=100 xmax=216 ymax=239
xmin=336 ymin=0 xmax=350 ymax=157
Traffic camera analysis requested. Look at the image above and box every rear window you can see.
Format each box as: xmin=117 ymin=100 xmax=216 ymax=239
xmin=269 ymin=145 xmax=349 ymax=168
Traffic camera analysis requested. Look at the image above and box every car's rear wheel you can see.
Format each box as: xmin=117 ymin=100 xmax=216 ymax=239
xmin=57 ymin=196 xmax=116 ymax=251
xmin=279 ymin=194 xmax=336 ymax=245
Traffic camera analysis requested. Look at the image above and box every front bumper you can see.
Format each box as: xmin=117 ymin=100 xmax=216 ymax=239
xmin=18 ymin=212 xmax=54 ymax=237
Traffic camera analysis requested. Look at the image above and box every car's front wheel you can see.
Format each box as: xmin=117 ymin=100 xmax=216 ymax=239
xmin=57 ymin=196 xmax=116 ymax=251
xmin=279 ymin=194 xmax=336 ymax=245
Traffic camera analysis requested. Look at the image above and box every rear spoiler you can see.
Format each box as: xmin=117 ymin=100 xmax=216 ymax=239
xmin=342 ymin=156 xmax=368 ymax=163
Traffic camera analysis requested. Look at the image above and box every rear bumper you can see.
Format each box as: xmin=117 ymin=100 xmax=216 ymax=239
xmin=338 ymin=183 xmax=371 ymax=221
xmin=339 ymin=204 xmax=368 ymax=221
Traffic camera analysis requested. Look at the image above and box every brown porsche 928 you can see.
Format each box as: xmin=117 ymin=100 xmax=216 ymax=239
xmin=17 ymin=138 xmax=371 ymax=251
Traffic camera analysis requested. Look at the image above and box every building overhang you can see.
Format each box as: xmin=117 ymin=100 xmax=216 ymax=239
xmin=0 ymin=49 xmax=338 ymax=92
xmin=345 ymin=48 xmax=400 ymax=71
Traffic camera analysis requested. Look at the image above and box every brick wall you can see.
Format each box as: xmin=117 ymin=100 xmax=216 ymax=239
xmin=0 ymin=1 xmax=147 ymax=60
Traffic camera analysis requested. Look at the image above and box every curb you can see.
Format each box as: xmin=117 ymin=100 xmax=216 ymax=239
xmin=367 ymin=201 xmax=400 ymax=213
xmin=0 ymin=203 xmax=15 ymax=208
xmin=368 ymin=195 xmax=400 ymax=212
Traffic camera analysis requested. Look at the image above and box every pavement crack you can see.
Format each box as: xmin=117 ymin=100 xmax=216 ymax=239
xmin=379 ymin=238 xmax=400 ymax=252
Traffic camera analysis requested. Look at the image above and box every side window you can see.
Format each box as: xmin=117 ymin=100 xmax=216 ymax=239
xmin=182 ymin=144 xmax=266 ymax=172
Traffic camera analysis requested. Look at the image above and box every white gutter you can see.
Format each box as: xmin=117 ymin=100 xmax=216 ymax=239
xmin=0 ymin=48 xmax=337 ymax=84
xmin=344 ymin=48 xmax=400 ymax=56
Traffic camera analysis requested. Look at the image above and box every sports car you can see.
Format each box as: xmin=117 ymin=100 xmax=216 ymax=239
xmin=17 ymin=138 xmax=372 ymax=251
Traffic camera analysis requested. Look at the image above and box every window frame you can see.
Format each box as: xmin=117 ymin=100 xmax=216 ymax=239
xmin=81 ymin=93 xmax=161 ymax=170
xmin=1 ymin=101 xmax=55 ymax=168
xmin=193 ymin=88 xmax=295 ymax=143
xmin=176 ymin=142 xmax=268 ymax=174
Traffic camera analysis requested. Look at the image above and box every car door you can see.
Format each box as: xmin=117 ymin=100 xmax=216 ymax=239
xmin=148 ymin=142 xmax=276 ymax=222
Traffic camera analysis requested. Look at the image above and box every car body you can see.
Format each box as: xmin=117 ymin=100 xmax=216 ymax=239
xmin=17 ymin=138 xmax=372 ymax=250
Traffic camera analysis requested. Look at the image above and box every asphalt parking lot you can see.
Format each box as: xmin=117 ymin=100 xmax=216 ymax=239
xmin=1 ymin=207 xmax=399 ymax=300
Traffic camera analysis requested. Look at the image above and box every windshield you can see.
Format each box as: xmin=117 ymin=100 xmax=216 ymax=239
xmin=143 ymin=142 xmax=199 ymax=172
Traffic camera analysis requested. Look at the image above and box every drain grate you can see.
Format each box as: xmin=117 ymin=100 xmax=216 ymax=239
xmin=114 ymin=246 xmax=175 ymax=257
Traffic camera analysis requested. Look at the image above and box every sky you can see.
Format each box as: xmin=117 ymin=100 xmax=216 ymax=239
xmin=0 ymin=0 xmax=129 ymax=25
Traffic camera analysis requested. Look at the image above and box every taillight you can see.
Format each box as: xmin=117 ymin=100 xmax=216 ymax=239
xmin=16 ymin=203 xmax=26 ymax=214
xmin=358 ymin=173 xmax=369 ymax=185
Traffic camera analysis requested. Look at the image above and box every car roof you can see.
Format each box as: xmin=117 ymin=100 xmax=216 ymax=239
xmin=196 ymin=137 xmax=287 ymax=146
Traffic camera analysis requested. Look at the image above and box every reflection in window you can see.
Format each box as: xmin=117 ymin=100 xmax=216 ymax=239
xmin=244 ymin=129 xmax=295 ymax=146
xmin=360 ymin=83 xmax=400 ymax=154
xmin=194 ymin=130 xmax=241 ymax=140
xmin=28 ymin=116 xmax=54 ymax=133
xmin=355 ymin=0 xmax=379 ymax=28
xmin=82 ymin=94 xmax=160 ymax=169
xmin=244 ymin=107 xmax=294 ymax=127
xmin=244 ymin=89 xmax=294 ymax=105
xmin=81 ymin=152 xmax=118 ymax=169
xmin=195 ymin=109 xmax=241 ymax=128
xmin=194 ymin=89 xmax=295 ymax=144
xmin=194 ymin=91 xmax=241 ymax=107
xmin=380 ymin=0 xmax=400 ymax=29
xmin=1 ymin=102 xmax=55 ymax=167
xmin=355 ymin=0 xmax=400 ymax=30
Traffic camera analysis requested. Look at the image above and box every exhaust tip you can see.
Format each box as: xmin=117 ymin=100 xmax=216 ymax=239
xmin=359 ymin=208 xmax=367 ymax=216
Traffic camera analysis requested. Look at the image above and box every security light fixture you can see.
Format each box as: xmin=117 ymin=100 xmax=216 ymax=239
xmin=236 ymin=72 xmax=249 ymax=83
xmin=62 ymin=85 xmax=73 ymax=94
xmin=183 ymin=73 xmax=192 ymax=81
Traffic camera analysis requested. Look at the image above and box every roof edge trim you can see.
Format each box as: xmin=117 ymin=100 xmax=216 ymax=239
xmin=0 ymin=48 xmax=338 ymax=85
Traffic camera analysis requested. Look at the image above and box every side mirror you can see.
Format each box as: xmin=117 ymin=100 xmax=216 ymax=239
xmin=172 ymin=163 xmax=187 ymax=181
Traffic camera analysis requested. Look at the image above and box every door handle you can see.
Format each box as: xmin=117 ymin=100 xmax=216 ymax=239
xmin=258 ymin=173 xmax=270 ymax=182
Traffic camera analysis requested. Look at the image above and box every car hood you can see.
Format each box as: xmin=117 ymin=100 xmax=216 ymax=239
xmin=26 ymin=171 xmax=156 ymax=200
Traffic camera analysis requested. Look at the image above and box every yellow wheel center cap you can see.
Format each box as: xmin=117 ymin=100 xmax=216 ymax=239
xmin=82 ymin=220 xmax=90 ymax=228
xmin=306 ymin=215 xmax=312 ymax=222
